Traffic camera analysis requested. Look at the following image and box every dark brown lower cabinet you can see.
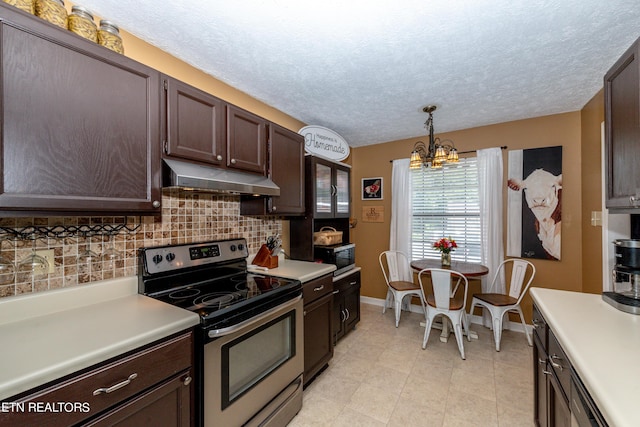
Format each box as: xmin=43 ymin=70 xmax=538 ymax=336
xmin=547 ymin=369 xmax=571 ymax=427
xmin=84 ymin=371 xmax=191 ymax=426
xmin=332 ymin=269 xmax=361 ymax=344
xmin=0 ymin=331 xmax=193 ymax=427
xmin=533 ymin=334 xmax=549 ymax=427
xmin=532 ymin=304 xmax=592 ymax=427
xmin=302 ymin=274 xmax=334 ymax=387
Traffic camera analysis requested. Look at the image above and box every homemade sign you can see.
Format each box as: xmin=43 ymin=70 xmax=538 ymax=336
xmin=299 ymin=125 xmax=350 ymax=161
xmin=362 ymin=206 xmax=384 ymax=223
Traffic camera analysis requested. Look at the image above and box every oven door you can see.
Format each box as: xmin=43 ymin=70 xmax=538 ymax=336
xmin=570 ymin=369 xmax=606 ymax=427
xmin=202 ymin=296 xmax=304 ymax=427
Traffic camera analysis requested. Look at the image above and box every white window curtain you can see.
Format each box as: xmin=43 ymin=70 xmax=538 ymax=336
xmin=389 ymin=158 xmax=412 ymax=281
xmin=477 ymin=147 xmax=505 ymax=298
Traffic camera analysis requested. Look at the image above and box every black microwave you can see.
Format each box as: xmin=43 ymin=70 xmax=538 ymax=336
xmin=314 ymin=243 xmax=355 ymax=276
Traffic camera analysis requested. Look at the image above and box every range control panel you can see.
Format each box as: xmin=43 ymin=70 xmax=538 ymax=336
xmin=142 ymin=238 xmax=249 ymax=275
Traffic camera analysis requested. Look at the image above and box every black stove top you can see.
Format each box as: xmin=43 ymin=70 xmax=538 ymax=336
xmin=151 ymin=272 xmax=300 ymax=320
xmin=139 ymin=239 xmax=301 ymax=329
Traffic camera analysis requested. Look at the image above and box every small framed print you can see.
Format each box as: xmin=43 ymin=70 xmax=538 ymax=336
xmin=362 ymin=177 xmax=383 ymax=200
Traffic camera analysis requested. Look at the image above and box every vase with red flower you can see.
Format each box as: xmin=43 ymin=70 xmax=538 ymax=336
xmin=433 ymin=237 xmax=457 ymax=267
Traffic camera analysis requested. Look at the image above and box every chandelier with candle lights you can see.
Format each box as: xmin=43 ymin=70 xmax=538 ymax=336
xmin=409 ymin=105 xmax=459 ymax=169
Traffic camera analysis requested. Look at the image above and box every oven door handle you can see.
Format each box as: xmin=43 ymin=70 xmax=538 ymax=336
xmin=208 ymin=295 xmax=302 ymax=339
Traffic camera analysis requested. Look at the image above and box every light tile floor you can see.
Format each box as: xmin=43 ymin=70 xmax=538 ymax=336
xmin=289 ymin=303 xmax=534 ymax=427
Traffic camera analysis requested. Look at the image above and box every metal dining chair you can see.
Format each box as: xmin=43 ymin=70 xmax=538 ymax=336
xmin=378 ymin=250 xmax=423 ymax=327
xmin=469 ymin=258 xmax=536 ymax=351
xmin=418 ymin=268 xmax=471 ymax=360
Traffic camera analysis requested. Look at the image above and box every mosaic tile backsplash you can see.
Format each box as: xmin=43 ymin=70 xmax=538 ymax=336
xmin=0 ymin=189 xmax=282 ymax=298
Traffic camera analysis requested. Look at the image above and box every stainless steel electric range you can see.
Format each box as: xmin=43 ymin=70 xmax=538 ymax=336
xmin=139 ymin=238 xmax=303 ymax=427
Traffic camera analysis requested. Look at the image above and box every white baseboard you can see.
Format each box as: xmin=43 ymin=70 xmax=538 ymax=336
xmin=360 ymin=296 xmax=532 ymax=335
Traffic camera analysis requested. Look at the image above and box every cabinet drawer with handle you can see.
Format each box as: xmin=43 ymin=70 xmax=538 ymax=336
xmin=548 ymin=329 xmax=571 ymax=398
xmin=1 ymin=331 xmax=192 ymax=427
xmin=302 ymin=274 xmax=333 ymax=304
xmin=532 ymin=304 xmax=547 ymax=348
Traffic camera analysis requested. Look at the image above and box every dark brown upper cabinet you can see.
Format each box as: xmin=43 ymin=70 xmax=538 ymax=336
xmin=0 ymin=4 xmax=161 ymax=215
xmin=226 ymin=105 xmax=268 ymax=175
xmin=163 ymin=86 xmax=268 ymax=176
xmin=241 ymin=123 xmax=305 ymax=216
xmin=306 ymin=156 xmax=351 ymax=219
xmin=162 ymin=76 xmax=226 ymax=167
xmin=605 ymin=36 xmax=640 ymax=212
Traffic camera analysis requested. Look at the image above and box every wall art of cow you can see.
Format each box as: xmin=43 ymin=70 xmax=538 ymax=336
xmin=508 ymin=169 xmax=562 ymax=260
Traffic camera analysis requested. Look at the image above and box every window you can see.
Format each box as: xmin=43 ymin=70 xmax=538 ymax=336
xmin=411 ymin=158 xmax=481 ymax=262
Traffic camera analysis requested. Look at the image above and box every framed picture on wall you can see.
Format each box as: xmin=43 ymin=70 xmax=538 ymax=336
xmin=507 ymin=146 xmax=562 ymax=261
xmin=362 ymin=177 xmax=383 ymax=200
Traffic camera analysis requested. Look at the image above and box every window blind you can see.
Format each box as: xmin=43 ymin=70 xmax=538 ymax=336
xmin=411 ymin=158 xmax=481 ymax=262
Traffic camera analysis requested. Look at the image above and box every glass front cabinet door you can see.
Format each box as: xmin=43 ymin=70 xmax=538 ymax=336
xmin=314 ymin=161 xmax=333 ymax=216
xmin=309 ymin=157 xmax=351 ymax=218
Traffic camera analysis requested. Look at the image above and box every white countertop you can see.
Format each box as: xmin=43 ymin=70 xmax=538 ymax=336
xmin=530 ymin=287 xmax=640 ymax=427
xmin=248 ymin=259 xmax=336 ymax=283
xmin=0 ymin=277 xmax=200 ymax=400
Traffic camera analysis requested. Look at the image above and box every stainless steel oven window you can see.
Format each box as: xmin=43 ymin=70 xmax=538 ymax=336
xmin=221 ymin=311 xmax=296 ymax=408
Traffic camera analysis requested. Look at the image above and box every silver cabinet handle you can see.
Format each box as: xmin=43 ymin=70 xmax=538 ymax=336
xmin=538 ymin=358 xmax=546 ymax=366
xmin=345 ymin=308 xmax=350 ymax=320
xmin=271 ymin=206 xmax=277 ymax=212
xmin=340 ymin=310 xmax=346 ymax=322
xmin=631 ymin=195 xmax=639 ymax=205
xmin=532 ymin=319 xmax=543 ymax=329
xmin=550 ymin=354 xmax=564 ymax=371
xmin=216 ymin=154 xmax=223 ymax=161
xmin=349 ymin=281 xmax=357 ymax=286
xmin=231 ymin=158 xmax=237 ymax=164
xmin=332 ymin=290 xmax=340 ymax=295
xmin=93 ymin=373 xmax=137 ymax=396
xmin=152 ymin=200 xmax=161 ymax=208
xmin=542 ymin=370 xmax=552 ymax=375
xmin=314 ymin=285 xmax=324 ymax=292
xmin=183 ymin=376 xmax=192 ymax=386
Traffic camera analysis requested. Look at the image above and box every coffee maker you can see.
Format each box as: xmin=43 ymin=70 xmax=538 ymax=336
xmin=603 ymin=239 xmax=640 ymax=314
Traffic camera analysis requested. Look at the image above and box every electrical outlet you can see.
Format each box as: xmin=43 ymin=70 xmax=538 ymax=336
xmin=35 ymin=249 xmax=55 ymax=274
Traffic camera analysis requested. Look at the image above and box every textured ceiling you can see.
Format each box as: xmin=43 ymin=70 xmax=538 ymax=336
xmin=78 ymin=0 xmax=640 ymax=147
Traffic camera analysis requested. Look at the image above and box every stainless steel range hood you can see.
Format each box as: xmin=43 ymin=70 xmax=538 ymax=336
xmin=163 ymin=158 xmax=279 ymax=196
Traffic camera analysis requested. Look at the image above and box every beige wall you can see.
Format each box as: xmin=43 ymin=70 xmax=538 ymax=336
xmin=351 ymin=112 xmax=586 ymax=321
xmin=580 ymin=90 xmax=605 ymax=294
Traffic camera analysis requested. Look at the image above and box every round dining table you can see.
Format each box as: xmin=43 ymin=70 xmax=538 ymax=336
xmin=409 ymin=258 xmax=489 ymax=277
xmin=410 ymin=258 xmax=489 ymax=342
